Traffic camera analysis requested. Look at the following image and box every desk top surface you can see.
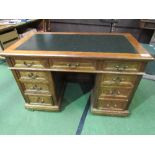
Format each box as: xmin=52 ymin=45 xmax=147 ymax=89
xmin=16 ymin=34 xmax=137 ymax=54
xmin=2 ymin=32 xmax=153 ymax=60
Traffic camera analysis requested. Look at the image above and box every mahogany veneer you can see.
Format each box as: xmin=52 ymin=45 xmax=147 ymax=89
xmin=1 ymin=32 xmax=153 ymax=116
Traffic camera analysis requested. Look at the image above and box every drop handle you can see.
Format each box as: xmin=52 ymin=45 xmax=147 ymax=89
xmin=41 ymin=99 xmax=44 ymax=103
xmin=23 ymin=61 xmax=34 ymax=67
xmin=112 ymin=77 xmax=123 ymax=83
xmin=66 ymin=63 xmax=80 ymax=68
xmin=109 ymin=89 xmax=120 ymax=96
xmin=114 ymin=104 xmax=117 ymax=107
xmin=31 ymin=85 xmax=42 ymax=91
xmin=37 ymin=97 xmax=44 ymax=103
xmin=115 ymin=65 xmax=128 ymax=71
xmin=28 ymin=73 xmax=38 ymax=79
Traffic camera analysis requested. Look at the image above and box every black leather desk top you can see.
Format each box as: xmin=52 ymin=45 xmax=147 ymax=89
xmin=16 ymin=34 xmax=137 ymax=54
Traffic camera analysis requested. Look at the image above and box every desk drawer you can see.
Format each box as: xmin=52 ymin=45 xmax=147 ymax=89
xmin=97 ymin=98 xmax=127 ymax=110
xmin=100 ymin=74 xmax=137 ymax=87
xmin=18 ymin=71 xmax=49 ymax=82
xmin=98 ymin=86 xmax=132 ymax=99
xmin=102 ymin=61 xmax=142 ymax=72
xmin=26 ymin=95 xmax=54 ymax=105
xmin=23 ymin=83 xmax=51 ymax=94
xmin=13 ymin=58 xmax=48 ymax=68
xmin=50 ymin=59 xmax=96 ymax=71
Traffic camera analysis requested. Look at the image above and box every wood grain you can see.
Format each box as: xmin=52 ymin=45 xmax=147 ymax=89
xmin=2 ymin=32 xmax=153 ymax=116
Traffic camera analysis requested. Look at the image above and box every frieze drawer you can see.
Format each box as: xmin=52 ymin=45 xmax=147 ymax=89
xmin=102 ymin=61 xmax=142 ymax=72
xmin=12 ymin=58 xmax=49 ymax=68
xmin=50 ymin=58 xmax=96 ymax=71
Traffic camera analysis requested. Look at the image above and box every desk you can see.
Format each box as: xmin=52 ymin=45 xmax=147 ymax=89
xmin=1 ymin=32 xmax=153 ymax=116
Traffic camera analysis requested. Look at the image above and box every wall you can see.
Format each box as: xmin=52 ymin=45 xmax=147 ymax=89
xmin=50 ymin=19 xmax=154 ymax=43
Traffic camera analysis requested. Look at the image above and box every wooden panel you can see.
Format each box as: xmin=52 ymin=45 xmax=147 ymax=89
xmin=26 ymin=95 xmax=54 ymax=105
xmin=13 ymin=58 xmax=49 ymax=68
xmin=98 ymin=86 xmax=133 ymax=99
xmin=50 ymin=58 xmax=96 ymax=71
xmin=97 ymin=98 xmax=128 ymax=110
xmin=100 ymin=74 xmax=138 ymax=87
xmin=23 ymin=83 xmax=51 ymax=94
xmin=18 ymin=71 xmax=49 ymax=82
xmin=25 ymin=103 xmax=59 ymax=111
xmin=101 ymin=60 xmax=142 ymax=72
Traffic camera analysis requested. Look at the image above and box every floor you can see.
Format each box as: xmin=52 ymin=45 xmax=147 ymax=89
xmin=0 ymin=44 xmax=155 ymax=135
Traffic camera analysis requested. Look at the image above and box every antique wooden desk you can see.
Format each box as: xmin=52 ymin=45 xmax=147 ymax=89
xmin=1 ymin=32 xmax=153 ymax=116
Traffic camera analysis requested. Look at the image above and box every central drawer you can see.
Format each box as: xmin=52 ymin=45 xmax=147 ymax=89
xmin=26 ymin=95 xmax=54 ymax=105
xmin=50 ymin=58 xmax=96 ymax=71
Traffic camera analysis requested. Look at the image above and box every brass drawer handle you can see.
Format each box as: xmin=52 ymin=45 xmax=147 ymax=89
xmin=115 ymin=65 xmax=128 ymax=71
xmin=106 ymin=103 xmax=117 ymax=108
xmin=37 ymin=97 xmax=44 ymax=103
xmin=31 ymin=85 xmax=42 ymax=91
xmin=28 ymin=73 xmax=38 ymax=79
xmin=114 ymin=104 xmax=117 ymax=107
xmin=107 ymin=103 xmax=110 ymax=107
xmin=24 ymin=61 xmax=34 ymax=67
xmin=109 ymin=89 xmax=120 ymax=96
xmin=66 ymin=63 xmax=80 ymax=69
xmin=112 ymin=77 xmax=123 ymax=83
xmin=41 ymin=99 xmax=44 ymax=103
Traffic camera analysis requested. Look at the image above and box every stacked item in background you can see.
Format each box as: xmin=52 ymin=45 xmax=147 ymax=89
xmin=19 ymin=28 xmax=37 ymax=38
xmin=0 ymin=19 xmax=43 ymax=53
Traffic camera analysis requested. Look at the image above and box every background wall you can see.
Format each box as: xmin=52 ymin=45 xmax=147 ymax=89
xmin=50 ymin=19 xmax=154 ymax=43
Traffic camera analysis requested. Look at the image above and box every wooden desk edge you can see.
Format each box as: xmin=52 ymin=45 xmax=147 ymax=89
xmin=1 ymin=51 xmax=153 ymax=61
xmin=1 ymin=32 xmax=153 ymax=61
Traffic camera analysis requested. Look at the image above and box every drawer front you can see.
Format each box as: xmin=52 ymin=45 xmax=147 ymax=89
xmin=50 ymin=59 xmax=96 ymax=71
xmin=102 ymin=61 xmax=142 ymax=72
xmin=23 ymin=83 xmax=51 ymax=94
xmin=97 ymin=99 xmax=127 ymax=110
xmin=98 ymin=86 xmax=132 ymax=99
xmin=19 ymin=71 xmax=48 ymax=82
xmin=13 ymin=59 xmax=48 ymax=68
xmin=27 ymin=95 xmax=54 ymax=105
xmin=101 ymin=74 xmax=137 ymax=87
